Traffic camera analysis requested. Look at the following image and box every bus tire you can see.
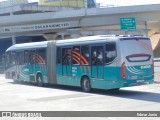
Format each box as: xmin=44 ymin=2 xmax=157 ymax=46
xmin=81 ymin=77 xmax=91 ymax=92
xmin=13 ymin=79 xmax=18 ymax=83
xmin=109 ymin=88 xmax=120 ymax=91
xmin=36 ymin=74 xmax=44 ymax=87
xmin=12 ymin=72 xmax=16 ymax=80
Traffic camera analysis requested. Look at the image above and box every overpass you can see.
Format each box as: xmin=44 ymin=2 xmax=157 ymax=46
xmin=0 ymin=4 xmax=160 ymax=44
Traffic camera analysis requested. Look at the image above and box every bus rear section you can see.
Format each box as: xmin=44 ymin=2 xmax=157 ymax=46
xmin=119 ymin=37 xmax=154 ymax=87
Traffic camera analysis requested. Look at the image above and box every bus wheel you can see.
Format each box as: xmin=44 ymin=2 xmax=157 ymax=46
xmin=36 ymin=74 xmax=44 ymax=87
xmin=109 ymin=88 xmax=120 ymax=91
xmin=81 ymin=77 xmax=91 ymax=92
xmin=12 ymin=74 xmax=17 ymax=83
xmin=13 ymin=79 xmax=18 ymax=83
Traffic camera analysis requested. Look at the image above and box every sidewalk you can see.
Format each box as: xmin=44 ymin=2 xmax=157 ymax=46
xmin=154 ymin=62 xmax=160 ymax=67
xmin=154 ymin=61 xmax=160 ymax=83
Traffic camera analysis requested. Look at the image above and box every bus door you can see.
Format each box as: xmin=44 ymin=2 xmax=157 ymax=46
xmin=23 ymin=50 xmax=30 ymax=81
xmin=16 ymin=51 xmax=24 ymax=80
xmin=104 ymin=42 xmax=117 ymax=87
xmin=62 ymin=48 xmax=72 ymax=76
xmin=91 ymin=46 xmax=104 ymax=79
xmin=72 ymin=46 xmax=81 ymax=78
xmin=29 ymin=50 xmax=36 ymax=81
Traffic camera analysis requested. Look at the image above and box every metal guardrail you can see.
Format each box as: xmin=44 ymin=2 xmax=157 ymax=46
xmin=97 ymin=3 xmax=120 ymax=8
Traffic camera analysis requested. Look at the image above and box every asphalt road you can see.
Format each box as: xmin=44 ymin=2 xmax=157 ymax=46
xmin=155 ymin=66 xmax=160 ymax=72
xmin=0 ymin=74 xmax=159 ymax=120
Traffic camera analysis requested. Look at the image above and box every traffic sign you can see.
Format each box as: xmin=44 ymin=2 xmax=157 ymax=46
xmin=120 ymin=18 xmax=136 ymax=30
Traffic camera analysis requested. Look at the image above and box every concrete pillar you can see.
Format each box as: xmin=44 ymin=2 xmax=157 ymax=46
xmin=10 ymin=11 xmax=13 ymax=15
xmin=148 ymin=29 xmax=159 ymax=38
xmin=70 ymin=34 xmax=80 ymax=39
xmin=81 ymin=31 xmax=93 ymax=36
xmin=12 ymin=35 xmax=16 ymax=45
xmin=93 ymin=31 xmax=106 ymax=35
xmin=67 ymin=28 xmax=81 ymax=39
xmin=43 ymin=33 xmax=58 ymax=40
xmin=60 ymin=34 xmax=64 ymax=40
xmin=145 ymin=21 xmax=148 ymax=37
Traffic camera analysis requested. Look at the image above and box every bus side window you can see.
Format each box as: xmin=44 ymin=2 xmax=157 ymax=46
xmin=17 ymin=52 xmax=24 ymax=65
xmin=8 ymin=52 xmax=12 ymax=66
xmin=91 ymin=46 xmax=104 ymax=66
xmin=5 ymin=51 xmax=11 ymax=68
xmin=24 ymin=51 xmax=29 ymax=64
xmin=57 ymin=47 xmax=61 ymax=64
xmin=11 ymin=52 xmax=16 ymax=65
xmin=29 ymin=51 xmax=35 ymax=64
xmin=0 ymin=54 xmax=5 ymax=67
xmin=91 ymin=47 xmax=97 ymax=65
xmin=81 ymin=46 xmax=90 ymax=65
xmin=105 ymin=42 xmax=116 ymax=64
xmin=36 ymin=49 xmax=46 ymax=64
xmin=62 ymin=48 xmax=71 ymax=65
xmin=72 ymin=46 xmax=81 ymax=65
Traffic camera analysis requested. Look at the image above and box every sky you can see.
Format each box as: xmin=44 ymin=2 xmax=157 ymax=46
xmin=0 ymin=0 xmax=160 ymax=6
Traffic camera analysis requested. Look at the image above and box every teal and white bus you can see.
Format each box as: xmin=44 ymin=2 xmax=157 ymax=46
xmin=5 ymin=35 xmax=154 ymax=92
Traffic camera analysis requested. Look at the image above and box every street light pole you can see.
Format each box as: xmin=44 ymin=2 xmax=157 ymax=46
xmin=84 ymin=0 xmax=87 ymax=16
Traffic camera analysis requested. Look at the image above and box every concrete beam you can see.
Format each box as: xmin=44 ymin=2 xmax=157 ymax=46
xmin=1 ymin=4 xmax=160 ymax=26
xmin=1 ymin=4 xmax=160 ymax=38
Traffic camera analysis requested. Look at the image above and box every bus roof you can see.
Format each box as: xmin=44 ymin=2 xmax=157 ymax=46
xmin=56 ymin=35 xmax=118 ymax=45
xmin=6 ymin=41 xmax=49 ymax=52
xmin=6 ymin=35 xmax=148 ymax=52
xmin=56 ymin=35 xmax=148 ymax=45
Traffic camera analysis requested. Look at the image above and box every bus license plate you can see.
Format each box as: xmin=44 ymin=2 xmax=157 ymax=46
xmin=137 ymin=80 xmax=144 ymax=83
xmin=137 ymin=80 xmax=145 ymax=85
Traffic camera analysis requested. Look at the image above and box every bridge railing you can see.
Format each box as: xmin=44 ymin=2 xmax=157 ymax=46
xmin=0 ymin=0 xmax=120 ymax=9
xmin=0 ymin=1 xmax=120 ymax=16
xmin=95 ymin=3 xmax=120 ymax=8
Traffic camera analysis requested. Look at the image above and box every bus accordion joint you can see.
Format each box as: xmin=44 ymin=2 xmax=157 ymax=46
xmin=152 ymin=60 xmax=154 ymax=76
xmin=121 ymin=62 xmax=126 ymax=79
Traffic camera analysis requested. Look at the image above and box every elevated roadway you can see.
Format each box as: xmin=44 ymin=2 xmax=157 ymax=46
xmin=0 ymin=4 xmax=160 ymax=41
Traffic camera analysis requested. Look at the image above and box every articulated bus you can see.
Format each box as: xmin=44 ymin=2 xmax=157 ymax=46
xmin=5 ymin=35 xmax=154 ymax=92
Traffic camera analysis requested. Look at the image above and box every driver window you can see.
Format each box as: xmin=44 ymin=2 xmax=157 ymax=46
xmin=105 ymin=42 xmax=116 ymax=64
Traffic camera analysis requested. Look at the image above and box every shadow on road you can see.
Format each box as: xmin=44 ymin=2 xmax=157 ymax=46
xmin=92 ymin=89 xmax=160 ymax=103
xmin=8 ymin=81 xmax=160 ymax=103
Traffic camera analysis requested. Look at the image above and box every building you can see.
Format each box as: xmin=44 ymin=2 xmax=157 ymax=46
xmin=39 ymin=0 xmax=96 ymax=8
